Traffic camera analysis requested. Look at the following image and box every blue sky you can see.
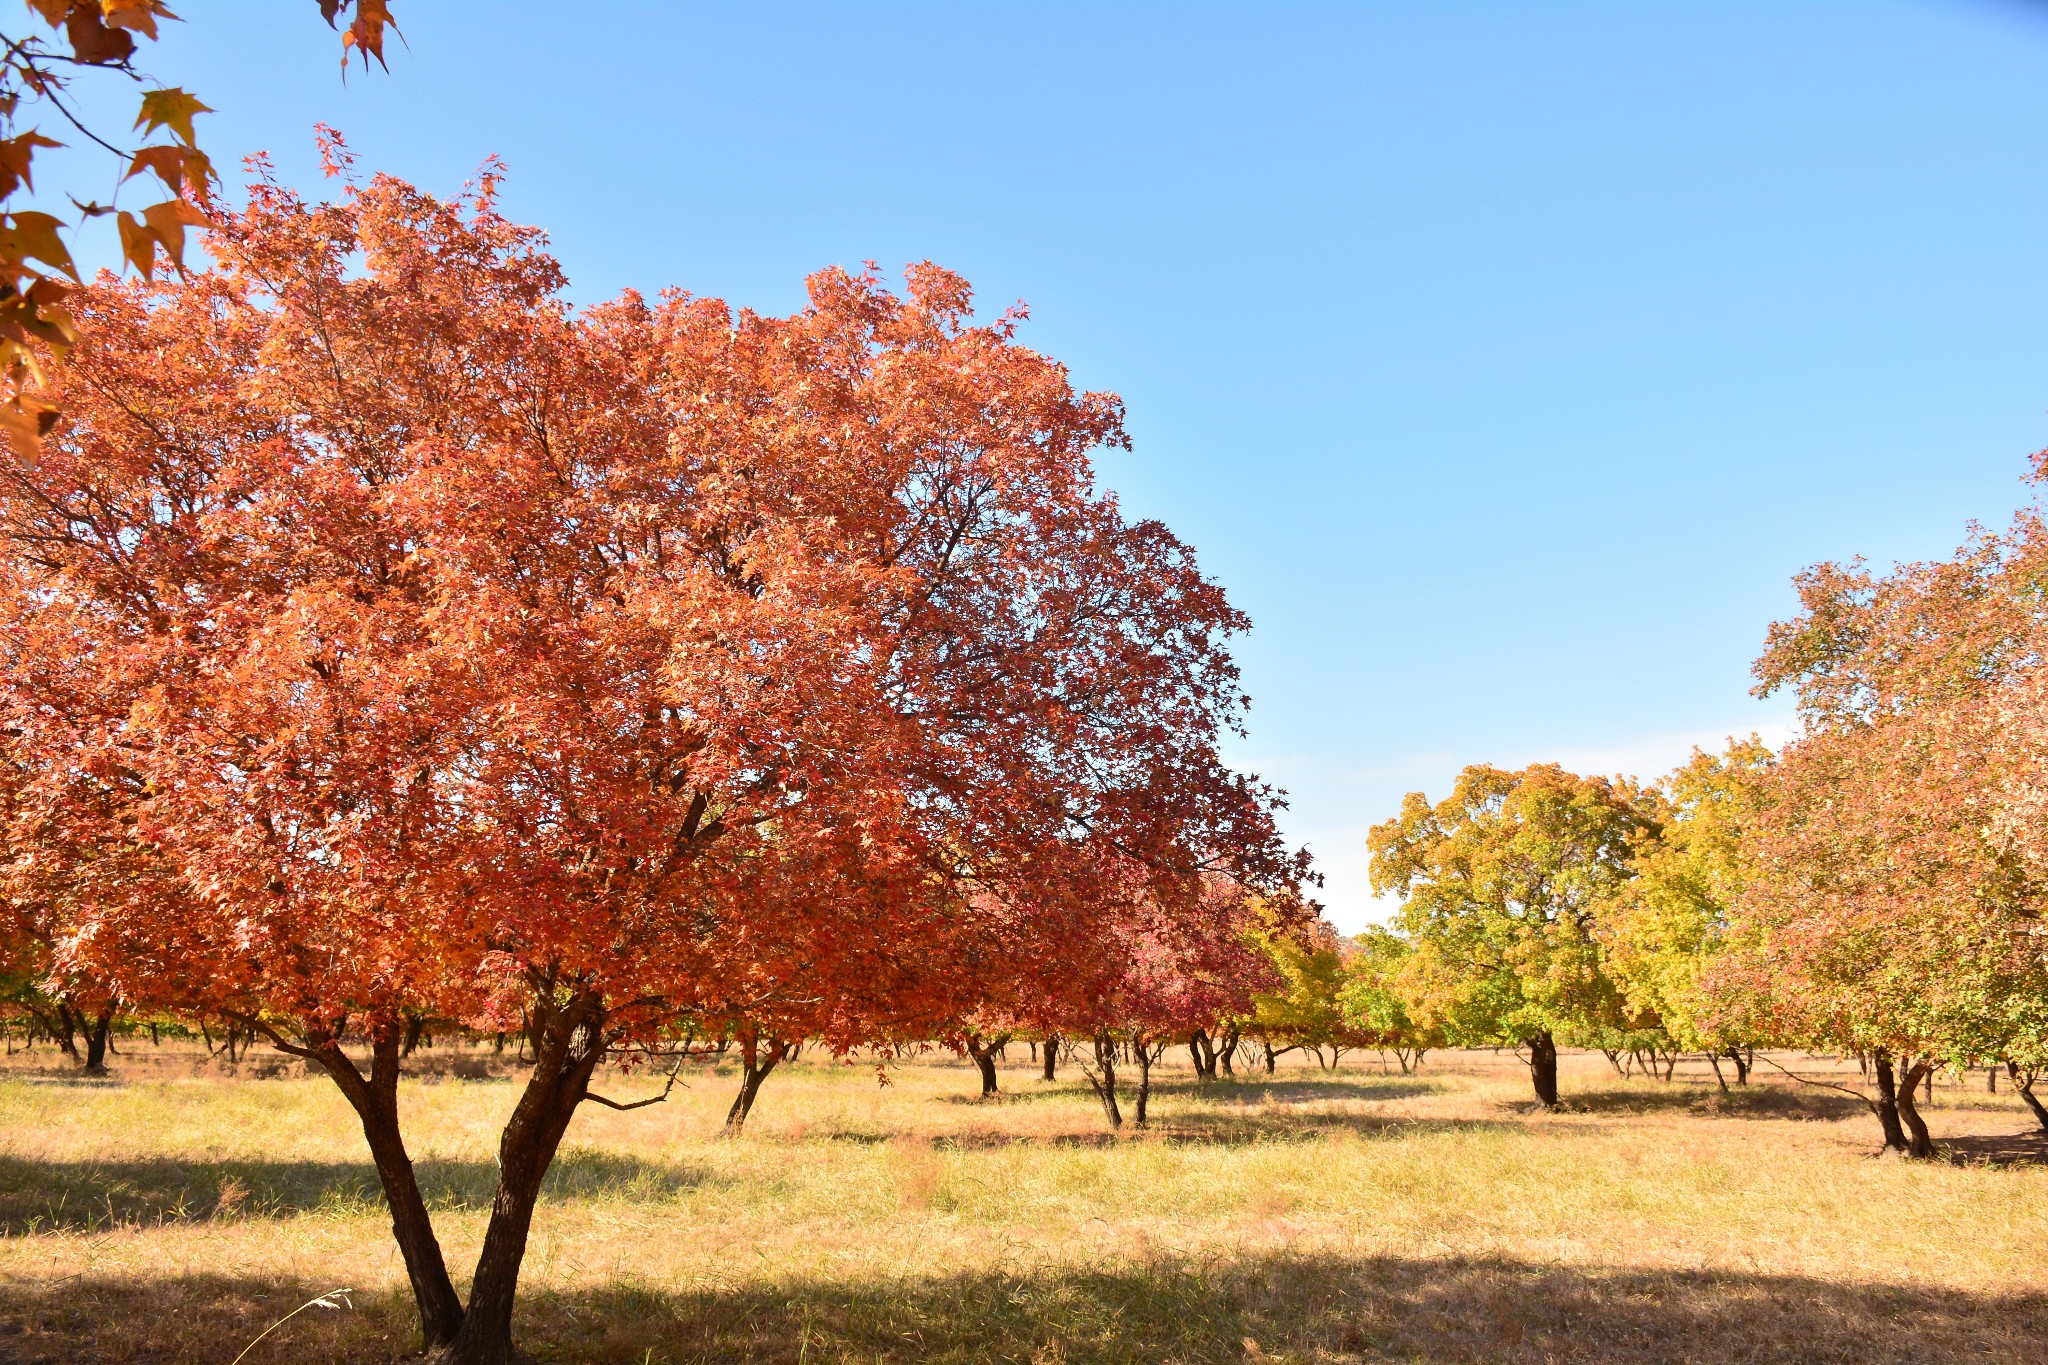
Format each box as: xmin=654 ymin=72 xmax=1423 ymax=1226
xmin=48 ymin=1 xmax=2048 ymax=927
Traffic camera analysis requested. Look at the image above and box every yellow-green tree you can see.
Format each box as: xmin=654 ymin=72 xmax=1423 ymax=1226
xmin=1370 ymin=763 xmax=1657 ymax=1105
xmin=1601 ymin=739 xmax=1775 ymax=1087
xmin=1337 ymin=925 xmax=1443 ymax=1072
xmin=1244 ymin=927 xmax=1364 ymax=1070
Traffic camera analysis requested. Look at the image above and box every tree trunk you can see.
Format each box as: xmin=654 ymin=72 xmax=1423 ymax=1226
xmin=1525 ymin=1031 xmax=1560 ymax=1106
xmin=1133 ymin=1034 xmax=1155 ymax=1127
xmin=437 ymin=995 xmax=607 ymax=1365
xmin=1262 ymin=1039 xmax=1276 ymax=1074
xmin=1892 ymin=1058 xmax=1936 ymax=1158
xmin=81 ymin=1004 xmax=115 ymax=1075
xmin=1872 ymin=1051 xmax=1911 ymax=1152
xmin=1188 ymin=1029 xmax=1216 ymax=1081
xmin=723 ymin=1032 xmax=789 ymax=1137
xmin=2007 ymin=1062 xmax=2048 ymax=1133
xmin=1218 ymin=1023 xmax=1241 ymax=1076
xmin=1041 ymin=1034 xmax=1060 ymax=1082
xmin=1726 ymin=1047 xmax=1750 ymax=1085
xmin=1085 ymin=1029 xmax=1123 ymax=1129
xmin=51 ymin=1002 xmax=80 ymax=1061
xmin=963 ymin=1031 xmax=1005 ymax=1098
xmin=1707 ymin=1050 xmax=1728 ymax=1093
xmin=313 ymin=1028 xmax=466 ymax=1353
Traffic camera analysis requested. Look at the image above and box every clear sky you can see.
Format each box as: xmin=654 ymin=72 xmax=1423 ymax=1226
xmin=50 ymin=1 xmax=2048 ymax=928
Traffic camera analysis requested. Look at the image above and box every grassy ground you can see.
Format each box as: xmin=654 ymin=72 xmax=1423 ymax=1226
xmin=0 ymin=1042 xmax=2043 ymax=1364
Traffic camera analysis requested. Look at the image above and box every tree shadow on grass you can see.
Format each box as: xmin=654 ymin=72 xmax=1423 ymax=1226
xmin=0 ymin=1149 xmax=719 ymax=1234
xmin=1552 ymin=1083 xmax=1870 ymax=1123
xmin=2 ymin=1253 xmax=2044 ymax=1364
xmin=1941 ymin=1129 xmax=2048 ymax=1168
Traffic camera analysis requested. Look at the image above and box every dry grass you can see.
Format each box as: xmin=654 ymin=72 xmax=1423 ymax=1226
xmin=0 ymin=1042 xmax=2043 ymax=1363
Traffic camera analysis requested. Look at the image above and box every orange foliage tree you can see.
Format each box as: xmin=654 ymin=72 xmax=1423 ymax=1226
xmin=0 ymin=160 xmax=1302 ymax=1362
xmin=1712 ymin=480 xmax=2048 ymax=1155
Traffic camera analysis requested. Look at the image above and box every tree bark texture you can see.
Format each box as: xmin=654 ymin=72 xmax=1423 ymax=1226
xmin=1872 ymin=1051 xmax=1912 ymax=1152
xmin=723 ymin=1031 xmax=790 ymax=1137
xmin=1526 ymin=1031 xmax=1559 ymax=1107
xmin=1086 ymin=1029 xmax=1122 ymax=1129
xmin=314 ymin=1029 xmax=466 ymax=1352
xmin=437 ymin=993 xmax=608 ymax=1365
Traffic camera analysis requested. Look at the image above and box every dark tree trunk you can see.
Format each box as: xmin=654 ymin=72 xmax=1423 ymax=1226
xmin=1218 ymin=1023 xmax=1241 ymax=1076
xmin=81 ymin=1004 xmax=115 ymax=1075
xmin=1707 ymin=1050 xmax=1728 ymax=1093
xmin=438 ymin=995 xmax=608 ymax=1365
xmin=963 ymin=1031 xmax=1006 ymax=1098
xmin=1872 ymin=1051 xmax=1911 ymax=1152
xmin=1188 ymin=1029 xmax=1216 ymax=1081
xmin=1262 ymin=1039 xmax=1276 ymax=1074
xmin=1892 ymin=1058 xmax=1936 ymax=1158
xmin=2006 ymin=1062 xmax=2048 ymax=1132
xmin=1041 ymin=1034 xmax=1060 ymax=1082
xmin=1726 ymin=1047 xmax=1749 ymax=1085
xmin=1133 ymin=1034 xmax=1157 ymax=1126
xmin=1526 ymin=1031 xmax=1560 ymax=1107
xmin=723 ymin=1032 xmax=789 ymax=1137
xmin=401 ymin=1013 xmax=428 ymax=1058
xmin=312 ymin=1028 xmax=466 ymax=1352
xmin=1085 ymin=1029 xmax=1123 ymax=1129
xmin=51 ymin=1002 xmax=80 ymax=1061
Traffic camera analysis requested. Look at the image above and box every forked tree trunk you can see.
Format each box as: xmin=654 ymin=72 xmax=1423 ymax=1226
xmin=1218 ymin=1023 xmax=1240 ymax=1076
xmin=2007 ymin=1062 xmax=2048 ymax=1132
xmin=438 ymin=997 xmax=609 ymax=1365
xmin=1892 ymin=1058 xmax=1936 ymax=1159
xmin=963 ymin=1031 xmax=1005 ymax=1098
xmin=50 ymin=1002 xmax=80 ymax=1061
xmin=1526 ymin=1031 xmax=1559 ymax=1107
xmin=1041 ymin=1034 xmax=1060 ymax=1081
xmin=81 ymin=1004 xmax=114 ymax=1075
xmin=1262 ymin=1039 xmax=1277 ymax=1074
xmin=1188 ymin=1029 xmax=1216 ymax=1081
xmin=1085 ymin=1029 xmax=1123 ymax=1129
xmin=1872 ymin=1051 xmax=1911 ymax=1152
xmin=723 ymin=1032 xmax=790 ymax=1137
xmin=312 ymin=1028 xmax=466 ymax=1352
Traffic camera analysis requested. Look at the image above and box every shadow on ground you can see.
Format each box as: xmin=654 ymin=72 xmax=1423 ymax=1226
xmin=0 ymin=1149 xmax=719 ymax=1233
xmin=2 ymin=1253 xmax=2044 ymax=1364
xmin=1943 ymin=1129 xmax=2048 ymax=1168
xmin=1554 ymin=1083 xmax=1870 ymax=1122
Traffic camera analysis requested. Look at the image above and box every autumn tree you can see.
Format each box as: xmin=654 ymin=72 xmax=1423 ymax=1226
xmin=0 ymin=162 xmax=1302 ymax=1363
xmin=1369 ymin=763 xmax=1657 ymax=1106
xmin=1244 ymin=923 xmax=1364 ymax=1071
xmin=1599 ymin=739 xmax=1774 ymax=1088
xmin=1338 ymin=926 xmax=1443 ymax=1073
xmin=1711 ymin=502 xmax=2048 ymax=1155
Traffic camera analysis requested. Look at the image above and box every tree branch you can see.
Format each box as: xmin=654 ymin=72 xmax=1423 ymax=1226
xmin=583 ymin=1060 xmax=683 ymax=1112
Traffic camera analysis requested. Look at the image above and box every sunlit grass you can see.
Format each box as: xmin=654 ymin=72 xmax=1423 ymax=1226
xmin=0 ymin=1044 xmax=2043 ymax=1362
